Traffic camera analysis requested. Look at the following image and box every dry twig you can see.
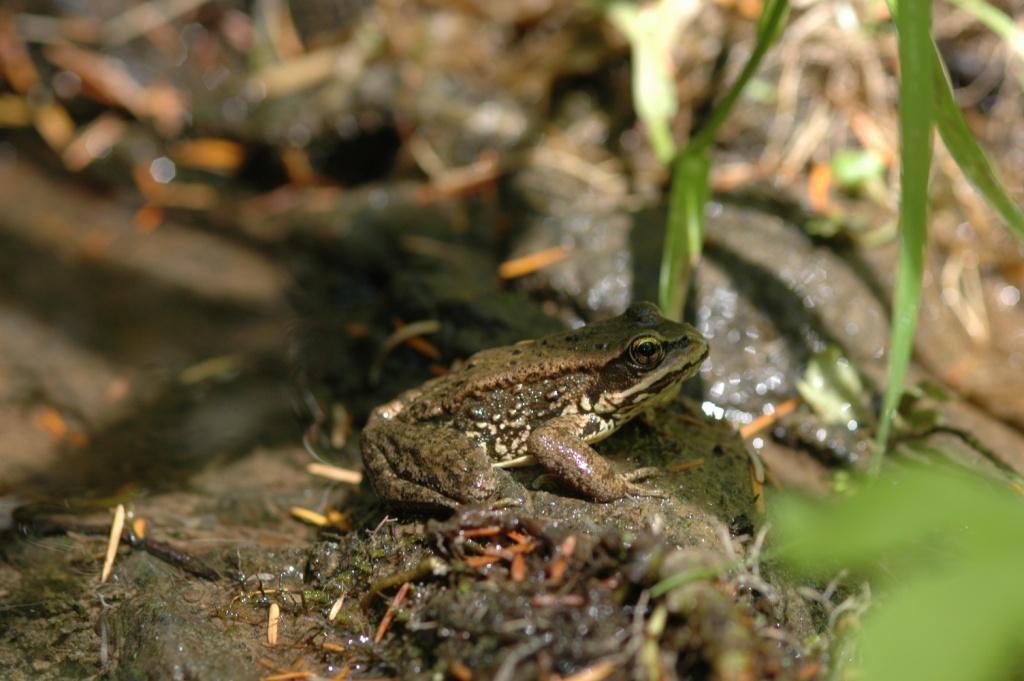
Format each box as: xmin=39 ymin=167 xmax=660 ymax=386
xmin=373 ymin=582 xmax=410 ymax=644
xmin=100 ymin=504 xmax=125 ymax=583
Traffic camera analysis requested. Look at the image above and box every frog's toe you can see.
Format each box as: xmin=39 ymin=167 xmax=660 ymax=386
xmin=622 ymin=466 xmax=662 ymax=483
xmin=623 ymin=480 xmax=668 ymax=499
xmin=491 ymin=497 xmax=524 ymax=510
xmin=454 ymin=490 xmax=528 ymax=516
xmin=489 ymin=473 xmax=529 ymax=508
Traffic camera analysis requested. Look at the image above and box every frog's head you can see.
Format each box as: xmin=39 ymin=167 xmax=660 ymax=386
xmin=580 ymin=302 xmax=708 ymax=418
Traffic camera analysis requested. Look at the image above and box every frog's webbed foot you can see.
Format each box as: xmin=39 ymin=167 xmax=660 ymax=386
xmin=460 ymin=495 xmax=530 ymax=516
xmin=620 ymin=467 xmax=668 ymax=499
xmin=485 ymin=471 xmax=532 ymax=512
xmin=446 ymin=478 xmax=533 ymax=516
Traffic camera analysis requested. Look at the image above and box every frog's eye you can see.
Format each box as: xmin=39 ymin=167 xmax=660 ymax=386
xmin=628 ymin=335 xmax=664 ymax=367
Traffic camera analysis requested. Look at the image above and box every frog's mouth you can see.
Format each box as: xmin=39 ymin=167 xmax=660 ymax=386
xmin=653 ymin=338 xmax=707 ymax=387
xmin=638 ymin=350 xmax=705 ymax=402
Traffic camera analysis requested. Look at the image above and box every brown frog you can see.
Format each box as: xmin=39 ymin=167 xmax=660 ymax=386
xmin=361 ymin=302 xmax=709 ymax=510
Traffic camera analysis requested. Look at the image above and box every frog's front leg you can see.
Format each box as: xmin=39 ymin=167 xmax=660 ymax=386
xmin=362 ymin=417 xmax=500 ymax=512
xmin=528 ymin=415 xmax=665 ymax=502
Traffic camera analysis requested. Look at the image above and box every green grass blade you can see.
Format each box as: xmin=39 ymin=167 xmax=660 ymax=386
xmin=660 ymin=149 xmax=709 ymax=319
xmin=871 ymin=0 xmax=934 ymax=471
xmin=650 ymin=563 xmax=727 ymax=598
xmin=931 ymin=42 xmax=1024 ymax=240
xmin=883 ymin=0 xmax=1024 ymax=241
xmin=658 ymin=0 xmax=789 ymax=318
xmin=687 ymin=0 xmax=790 ymax=155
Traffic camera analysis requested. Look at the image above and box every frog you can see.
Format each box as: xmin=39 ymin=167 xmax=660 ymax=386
xmin=361 ymin=301 xmax=709 ymax=511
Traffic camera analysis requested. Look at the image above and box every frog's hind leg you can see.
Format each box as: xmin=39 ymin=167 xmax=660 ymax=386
xmin=362 ymin=441 xmax=461 ymax=512
xmin=361 ymin=422 xmax=498 ymax=511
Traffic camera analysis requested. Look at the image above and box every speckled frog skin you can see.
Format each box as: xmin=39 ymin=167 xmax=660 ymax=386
xmin=361 ymin=302 xmax=709 ymax=510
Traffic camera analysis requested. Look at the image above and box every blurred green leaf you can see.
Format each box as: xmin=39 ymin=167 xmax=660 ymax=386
xmin=831 ymin=149 xmax=886 ymax=189
xmin=774 ymin=465 xmax=1024 ymax=575
xmin=831 ymin=469 xmax=852 ymax=494
xmin=859 ymin=560 xmax=1024 ymax=681
xmin=773 ymin=465 xmax=1024 ymax=681
xmin=796 ymin=346 xmax=873 ymax=426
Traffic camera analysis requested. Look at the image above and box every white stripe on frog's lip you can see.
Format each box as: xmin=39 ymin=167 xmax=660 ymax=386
xmin=593 ymin=358 xmax=696 ymax=414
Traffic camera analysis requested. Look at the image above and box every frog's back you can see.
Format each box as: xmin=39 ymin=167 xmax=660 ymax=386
xmin=397 ymin=342 xmax=599 ymax=461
